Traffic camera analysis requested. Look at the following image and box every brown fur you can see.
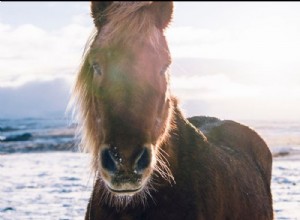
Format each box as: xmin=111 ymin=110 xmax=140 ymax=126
xmin=70 ymin=2 xmax=273 ymax=219
xmin=85 ymin=103 xmax=273 ymax=219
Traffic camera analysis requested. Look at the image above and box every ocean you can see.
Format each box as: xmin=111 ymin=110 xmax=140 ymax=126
xmin=0 ymin=118 xmax=299 ymax=219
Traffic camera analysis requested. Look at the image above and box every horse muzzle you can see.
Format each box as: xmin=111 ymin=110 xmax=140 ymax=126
xmin=99 ymin=144 xmax=154 ymax=196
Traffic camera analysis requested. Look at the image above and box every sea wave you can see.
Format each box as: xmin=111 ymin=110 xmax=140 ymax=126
xmin=0 ymin=118 xmax=77 ymax=154
xmin=1 ymin=118 xmax=299 ymax=158
xmin=0 ymin=133 xmax=33 ymax=142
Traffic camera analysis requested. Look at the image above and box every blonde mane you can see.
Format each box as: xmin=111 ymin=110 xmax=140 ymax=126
xmin=70 ymin=2 xmax=164 ymax=172
xmin=95 ymin=1 xmax=161 ymax=48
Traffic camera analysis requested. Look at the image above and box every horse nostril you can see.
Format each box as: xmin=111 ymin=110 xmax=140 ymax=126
xmin=136 ymin=148 xmax=150 ymax=171
xmin=101 ymin=149 xmax=117 ymax=172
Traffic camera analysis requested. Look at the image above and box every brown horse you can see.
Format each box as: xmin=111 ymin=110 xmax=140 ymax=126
xmin=71 ymin=2 xmax=273 ymax=219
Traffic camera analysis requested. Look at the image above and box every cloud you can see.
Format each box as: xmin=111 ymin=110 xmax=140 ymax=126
xmin=0 ymin=15 xmax=93 ymax=87
xmin=170 ymin=73 xmax=300 ymax=121
xmin=0 ymin=5 xmax=89 ymax=118
xmin=171 ymin=74 xmax=259 ymax=100
xmin=179 ymin=93 xmax=300 ymax=121
xmin=0 ymin=77 xmax=71 ymax=118
xmin=166 ymin=22 xmax=300 ymax=62
xmin=0 ymin=13 xmax=94 ymax=118
xmin=1 ymin=3 xmax=300 ymax=121
xmin=168 ymin=58 xmax=300 ymax=121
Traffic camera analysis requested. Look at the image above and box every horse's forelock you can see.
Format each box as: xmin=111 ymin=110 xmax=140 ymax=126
xmin=95 ymin=2 xmax=162 ymax=48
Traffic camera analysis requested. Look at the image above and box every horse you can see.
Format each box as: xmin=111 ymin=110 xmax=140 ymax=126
xmin=71 ymin=2 xmax=273 ymax=219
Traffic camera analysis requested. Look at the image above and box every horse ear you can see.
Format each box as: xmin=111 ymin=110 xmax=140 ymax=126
xmin=90 ymin=1 xmax=113 ymax=28
xmin=151 ymin=2 xmax=173 ymax=30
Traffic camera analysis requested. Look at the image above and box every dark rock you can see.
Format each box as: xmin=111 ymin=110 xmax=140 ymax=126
xmin=1 ymin=207 xmax=15 ymax=212
xmin=0 ymin=126 xmax=18 ymax=132
xmin=1 ymin=133 xmax=32 ymax=142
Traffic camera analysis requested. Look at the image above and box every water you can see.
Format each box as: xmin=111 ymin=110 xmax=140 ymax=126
xmin=0 ymin=118 xmax=300 ymax=219
xmin=0 ymin=152 xmax=92 ymax=220
xmin=243 ymin=120 xmax=300 ymax=157
xmin=272 ymin=159 xmax=300 ymax=220
xmin=0 ymin=118 xmax=76 ymax=153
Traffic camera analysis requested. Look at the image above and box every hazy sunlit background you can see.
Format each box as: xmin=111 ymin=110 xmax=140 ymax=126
xmin=1 ymin=2 xmax=300 ymax=121
xmin=1 ymin=2 xmax=300 ymax=220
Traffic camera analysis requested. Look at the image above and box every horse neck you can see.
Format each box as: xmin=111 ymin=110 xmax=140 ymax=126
xmin=164 ymin=96 xmax=204 ymax=143
xmin=160 ymin=97 xmax=208 ymax=182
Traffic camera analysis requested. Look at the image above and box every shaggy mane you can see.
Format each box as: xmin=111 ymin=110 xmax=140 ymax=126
xmin=69 ymin=1 xmax=166 ymax=172
xmin=96 ymin=1 xmax=161 ymax=48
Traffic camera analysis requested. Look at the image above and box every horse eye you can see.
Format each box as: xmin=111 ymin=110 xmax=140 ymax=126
xmin=92 ymin=63 xmax=102 ymax=76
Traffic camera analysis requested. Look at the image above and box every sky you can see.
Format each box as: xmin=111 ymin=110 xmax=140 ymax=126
xmin=1 ymin=2 xmax=300 ymax=121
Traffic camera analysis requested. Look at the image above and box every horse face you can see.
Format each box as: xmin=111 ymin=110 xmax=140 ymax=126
xmin=89 ymin=37 xmax=171 ymax=195
xmin=88 ymin=2 xmax=174 ymax=196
